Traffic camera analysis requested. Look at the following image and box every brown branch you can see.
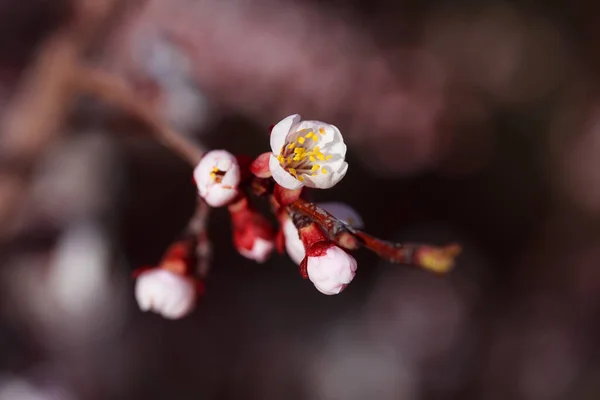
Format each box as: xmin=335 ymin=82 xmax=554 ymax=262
xmin=74 ymin=66 xmax=205 ymax=166
xmin=187 ymin=199 xmax=212 ymax=278
xmin=288 ymin=197 xmax=461 ymax=273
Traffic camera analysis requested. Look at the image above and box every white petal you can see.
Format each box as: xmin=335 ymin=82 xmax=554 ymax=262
xmin=203 ymin=186 xmax=238 ymax=207
xmin=216 ymin=158 xmax=232 ymax=171
xmin=270 ymin=114 xmax=301 ymax=153
xmin=269 ymin=154 xmax=304 ymax=189
xmin=317 ymin=202 xmax=364 ymax=229
xmin=326 ymin=140 xmax=347 ymax=159
xmin=333 ymin=161 xmax=349 ymax=180
xmin=301 ymin=162 xmax=347 ymax=189
xmin=296 ymin=121 xmax=340 ymax=148
xmin=134 ymin=269 xmax=196 ymax=319
xmin=282 ymin=217 xmax=306 ymax=264
xmin=301 ymin=171 xmax=334 ymax=189
xmin=134 ymin=280 xmax=152 ymax=311
xmin=221 ymin=166 xmax=240 ymax=187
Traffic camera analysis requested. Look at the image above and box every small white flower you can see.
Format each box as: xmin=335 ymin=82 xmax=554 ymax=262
xmin=307 ymin=246 xmax=357 ymax=295
xmin=282 ymin=203 xmax=363 ymax=265
xmin=238 ymin=237 xmax=275 ymax=263
xmin=269 ymin=114 xmax=348 ymax=189
xmin=135 ymin=269 xmax=197 ymax=319
xmin=194 ymin=150 xmax=240 ymax=207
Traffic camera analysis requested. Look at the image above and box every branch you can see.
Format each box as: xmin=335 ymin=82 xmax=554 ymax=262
xmin=74 ymin=66 xmax=205 ymax=166
xmin=288 ymin=198 xmax=461 ymax=273
xmin=187 ymin=199 xmax=212 ymax=278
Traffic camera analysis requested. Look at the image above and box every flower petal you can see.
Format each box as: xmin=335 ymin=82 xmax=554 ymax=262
xmin=334 ymin=161 xmax=349 ymax=177
xmin=282 ymin=217 xmax=306 ymax=264
xmin=269 ymin=154 xmax=304 ymax=189
xmin=203 ymin=186 xmax=237 ymax=207
xmin=325 ymin=140 xmax=347 ymax=160
xmin=270 ymin=114 xmax=301 ymax=153
xmin=134 ymin=269 xmax=197 ymax=319
xmin=301 ymin=161 xmax=347 ymax=189
xmin=221 ymin=165 xmax=240 ymax=186
xmin=296 ymin=121 xmax=340 ymax=147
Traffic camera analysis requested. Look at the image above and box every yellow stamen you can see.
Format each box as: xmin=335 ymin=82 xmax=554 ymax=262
xmin=305 ymin=132 xmax=314 ymax=139
xmin=288 ymin=168 xmax=297 ymax=176
xmin=311 ymin=164 xmax=320 ymax=172
xmin=297 ymin=137 xmax=305 ymax=144
xmin=325 ymin=155 xmax=333 ymax=160
xmin=317 ymin=153 xmax=325 ymax=161
xmin=298 ymin=175 xmax=304 ymax=182
xmin=321 ymin=167 xmax=328 ymax=174
xmin=287 ymin=142 xmax=296 ymax=149
xmin=319 ymin=128 xmax=325 ymax=135
xmin=312 ymin=135 xmax=318 ymax=142
xmin=309 ymin=155 xmax=316 ymax=162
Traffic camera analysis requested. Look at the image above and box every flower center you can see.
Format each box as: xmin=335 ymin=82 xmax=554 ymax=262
xmin=276 ymin=128 xmax=333 ymax=181
xmin=210 ymin=167 xmax=226 ymax=183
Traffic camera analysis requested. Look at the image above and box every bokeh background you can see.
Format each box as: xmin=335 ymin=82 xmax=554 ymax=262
xmin=2 ymin=0 xmax=600 ymax=399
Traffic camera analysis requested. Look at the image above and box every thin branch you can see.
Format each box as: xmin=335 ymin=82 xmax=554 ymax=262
xmin=187 ymin=199 xmax=212 ymax=278
xmin=288 ymin=198 xmax=461 ymax=273
xmin=74 ymin=66 xmax=205 ymax=166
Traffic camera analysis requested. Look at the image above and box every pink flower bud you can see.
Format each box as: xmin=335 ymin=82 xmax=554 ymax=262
xmin=134 ymin=268 xmax=197 ymax=319
xmin=194 ymin=150 xmax=240 ymax=207
xmin=306 ymin=245 xmax=357 ymax=295
xmin=230 ymin=197 xmax=276 ymax=263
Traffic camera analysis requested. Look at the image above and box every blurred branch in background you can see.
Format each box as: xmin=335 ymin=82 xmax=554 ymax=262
xmin=0 ymin=0 xmax=120 ymax=241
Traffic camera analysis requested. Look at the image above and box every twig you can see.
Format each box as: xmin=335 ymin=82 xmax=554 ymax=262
xmin=288 ymin=198 xmax=461 ymax=273
xmin=187 ymin=199 xmax=212 ymax=278
xmin=74 ymin=66 xmax=205 ymax=166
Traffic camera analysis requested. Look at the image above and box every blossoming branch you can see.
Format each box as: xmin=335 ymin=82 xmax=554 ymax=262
xmin=76 ymin=67 xmax=461 ymax=319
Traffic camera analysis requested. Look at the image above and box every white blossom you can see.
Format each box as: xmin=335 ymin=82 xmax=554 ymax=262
xmin=194 ymin=150 xmax=240 ymax=207
xmin=269 ymin=114 xmax=348 ymax=189
xmin=135 ymin=269 xmax=197 ymax=319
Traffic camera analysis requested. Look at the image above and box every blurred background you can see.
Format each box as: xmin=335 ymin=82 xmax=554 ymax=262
xmin=1 ymin=0 xmax=600 ymax=399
